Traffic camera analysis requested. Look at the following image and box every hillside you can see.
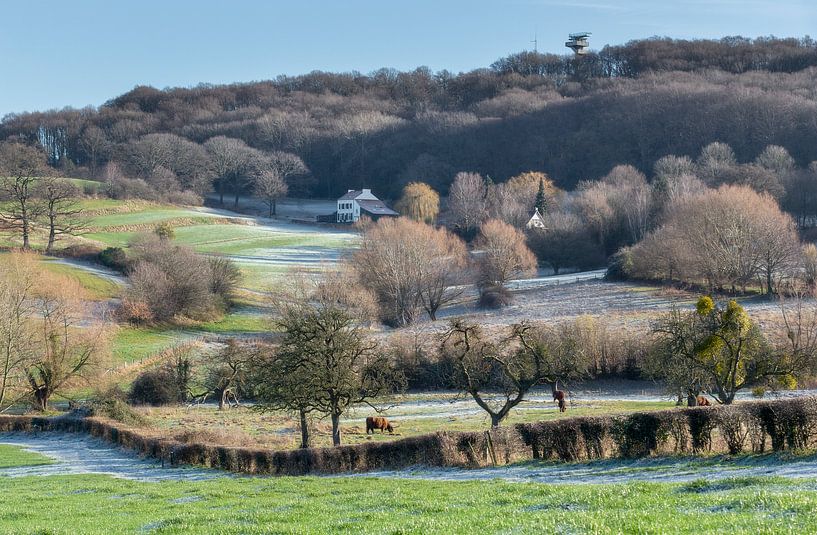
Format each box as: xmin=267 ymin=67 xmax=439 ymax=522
xmin=2 ymin=36 xmax=817 ymax=199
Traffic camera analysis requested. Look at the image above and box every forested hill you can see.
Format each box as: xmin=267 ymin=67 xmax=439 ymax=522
xmin=3 ymin=36 xmax=817 ymax=198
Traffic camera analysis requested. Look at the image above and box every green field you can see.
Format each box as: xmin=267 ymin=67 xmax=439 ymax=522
xmin=111 ymin=327 xmax=186 ymax=364
xmin=0 ymin=472 xmax=813 ymax=534
xmin=0 ymin=444 xmax=53 ymax=469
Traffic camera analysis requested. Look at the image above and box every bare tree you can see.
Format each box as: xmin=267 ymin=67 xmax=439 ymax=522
xmin=0 ymin=253 xmax=37 ymax=412
xmin=24 ymin=271 xmax=109 ymax=410
xmin=35 ymin=177 xmax=86 ymax=253
xmin=441 ymin=320 xmax=589 ymax=427
xmin=0 ymin=143 xmax=47 ymax=250
xmin=351 ymin=217 xmax=469 ymax=325
xmin=474 ymin=219 xmax=537 ymax=305
xmin=267 ymin=151 xmax=309 ymax=194
xmin=447 ymin=172 xmax=489 ymax=237
xmin=253 ymin=169 xmax=288 ymax=217
xmin=203 ymin=136 xmax=266 ymax=207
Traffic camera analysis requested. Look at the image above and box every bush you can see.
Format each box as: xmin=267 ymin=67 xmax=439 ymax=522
xmin=612 ymin=412 xmax=672 ymax=457
xmin=98 ymin=247 xmax=129 ymax=272
xmin=129 ymin=369 xmax=178 ymax=405
xmin=478 ymin=285 xmax=512 ymax=308
xmin=122 ymin=234 xmax=236 ymax=324
xmin=165 ymin=189 xmax=203 ymax=206
xmin=89 ymin=393 xmax=148 ymax=427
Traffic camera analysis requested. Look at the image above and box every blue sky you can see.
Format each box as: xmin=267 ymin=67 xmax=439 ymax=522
xmin=1 ymin=0 xmax=815 ymax=116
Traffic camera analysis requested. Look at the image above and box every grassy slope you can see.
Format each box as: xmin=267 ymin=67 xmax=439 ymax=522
xmin=0 ymin=474 xmax=814 ymax=533
xmin=0 ymin=444 xmax=53 ymax=468
xmin=38 ymin=260 xmax=119 ymax=300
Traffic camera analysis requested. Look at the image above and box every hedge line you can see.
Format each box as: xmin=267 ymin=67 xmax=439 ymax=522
xmin=1 ymin=397 xmax=816 ymax=476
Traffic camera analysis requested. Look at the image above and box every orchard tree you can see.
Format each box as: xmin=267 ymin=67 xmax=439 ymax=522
xmin=650 ymin=297 xmax=805 ymax=405
xmin=441 ymin=320 xmax=589 ymax=427
xmin=256 ymin=297 xmax=403 ymax=446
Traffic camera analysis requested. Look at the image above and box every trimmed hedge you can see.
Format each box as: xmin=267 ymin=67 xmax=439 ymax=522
xmin=2 ymin=397 xmax=817 ymax=476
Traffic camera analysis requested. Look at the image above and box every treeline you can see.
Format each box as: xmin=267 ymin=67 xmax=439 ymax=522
xmin=2 ymin=37 xmax=817 ymax=199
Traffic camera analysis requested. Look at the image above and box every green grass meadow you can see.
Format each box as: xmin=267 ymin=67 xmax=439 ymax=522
xmin=0 ymin=471 xmax=814 ymax=534
xmin=0 ymin=444 xmax=53 ymax=469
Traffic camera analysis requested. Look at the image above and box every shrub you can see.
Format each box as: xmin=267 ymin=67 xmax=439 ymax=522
xmin=98 ymin=247 xmax=129 ymax=272
xmin=685 ymin=408 xmax=716 ymax=453
xmin=612 ymin=412 xmax=672 ymax=457
xmin=154 ymin=222 xmax=175 ymax=241
xmin=129 ymin=368 xmax=182 ymax=405
xmin=478 ymin=285 xmax=512 ymax=308
xmin=122 ymin=234 xmax=236 ymax=323
xmin=89 ymin=395 xmax=148 ymax=427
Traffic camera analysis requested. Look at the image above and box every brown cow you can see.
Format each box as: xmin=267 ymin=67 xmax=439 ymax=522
xmin=553 ymin=390 xmax=567 ymax=412
xmin=696 ymin=395 xmax=711 ymax=407
xmin=366 ymin=416 xmax=394 ymax=434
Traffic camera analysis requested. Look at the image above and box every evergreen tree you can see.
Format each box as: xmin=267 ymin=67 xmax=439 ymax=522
xmin=535 ymin=176 xmax=548 ymax=214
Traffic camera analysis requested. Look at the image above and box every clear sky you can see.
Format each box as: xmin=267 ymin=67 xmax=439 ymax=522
xmin=1 ymin=0 xmax=815 ymax=117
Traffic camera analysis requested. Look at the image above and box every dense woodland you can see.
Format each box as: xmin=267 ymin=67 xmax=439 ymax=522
xmin=3 ymin=36 xmax=817 ymax=200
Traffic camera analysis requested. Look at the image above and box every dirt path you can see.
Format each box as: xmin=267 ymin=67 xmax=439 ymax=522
xmin=0 ymin=433 xmax=229 ymax=482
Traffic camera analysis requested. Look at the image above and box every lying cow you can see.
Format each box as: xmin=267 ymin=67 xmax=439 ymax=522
xmin=696 ymin=395 xmax=712 ymax=407
xmin=366 ymin=416 xmax=394 ymax=434
xmin=553 ymin=390 xmax=567 ymax=412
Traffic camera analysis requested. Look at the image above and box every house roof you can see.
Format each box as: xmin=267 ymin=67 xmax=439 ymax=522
xmin=357 ymin=199 xmax=399 ymax=216
xmin=339 ymin=190 xmax=363 ymax=200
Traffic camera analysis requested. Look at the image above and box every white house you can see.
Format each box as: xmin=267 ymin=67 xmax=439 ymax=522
xmin=526 ymin=207 xmax=547 ymax=230
xmin=336 ymin=189 xmax=398 ymax=223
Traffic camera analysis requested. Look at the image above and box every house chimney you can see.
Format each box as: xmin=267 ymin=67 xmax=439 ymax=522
xmin=362 ymin=189 xmax=371 ymax=194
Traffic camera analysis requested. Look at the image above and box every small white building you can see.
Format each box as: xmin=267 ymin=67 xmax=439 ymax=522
xmin=336 ymin=189 xmax=398 ymax=223
xmin=526 ymin=207 xmax=547 ymax=230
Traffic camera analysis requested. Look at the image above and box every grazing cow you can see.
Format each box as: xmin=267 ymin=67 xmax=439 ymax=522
xmin=696 ymin=395 xmax=711 ymax=407
xmin=553 ymin=390 xmax=567 ymax=412
xmin=366 ymin=416 xmax=394 ymax=434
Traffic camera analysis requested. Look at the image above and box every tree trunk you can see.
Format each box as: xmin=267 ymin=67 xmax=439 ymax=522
xmin=22 ymin=219 xmax=30 ymax=250
xmin=299 ymin=408 xmax=311 ymax=449
xmin=490 ymin=414 xmax=502 ymax=428
xmin=234 ymin=191 xmax=240 ymax=209
xmin=766 ymin=270 xmax=773 ymax=296
xmin=687 ymin=393 xmax=698 ymax=407
xmin=34 ymin=387 xmax=48 ymax=411
xmin=46 ymin=223 xmax=56 ymax=254
xmin=272 ymin=199 xmax=277 ymax=216
xmin=218 ymin=182 xmax=225 ymax=206
xmin=331 ymin=412 xmax=341 ymax=446
xmin=218 ymin=389 xmax=227 ymax=410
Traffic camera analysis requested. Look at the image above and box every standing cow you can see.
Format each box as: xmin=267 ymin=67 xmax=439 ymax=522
xmin=366 ymin=416 xmax=394 ymax=434
xmin=553 ymin=390 xmax=567 ymax=412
